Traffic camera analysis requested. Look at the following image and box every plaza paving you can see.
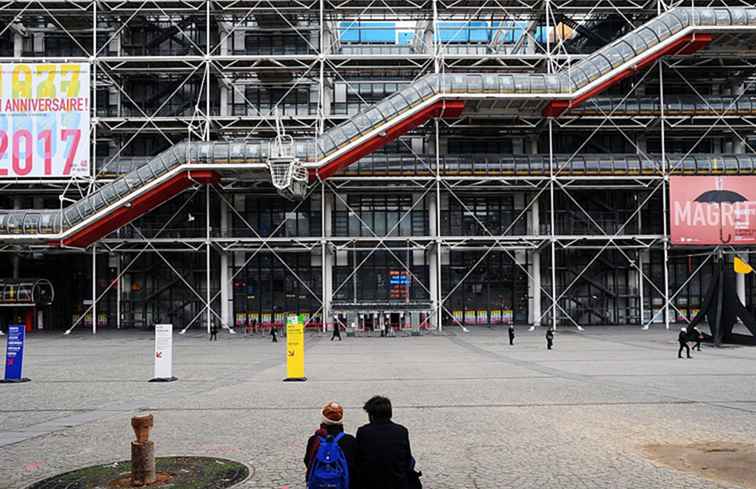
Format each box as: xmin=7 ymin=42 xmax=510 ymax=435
xmin=1 ymin=326 xmax=756 ymax=489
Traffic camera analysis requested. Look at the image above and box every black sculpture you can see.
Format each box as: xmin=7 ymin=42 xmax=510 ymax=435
xmin=688 ymin=257 xmax=756 ymax=346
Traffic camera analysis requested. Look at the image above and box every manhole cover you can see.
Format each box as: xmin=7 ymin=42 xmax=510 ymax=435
xmin=26 ymin=456 xmax=250 ymax=489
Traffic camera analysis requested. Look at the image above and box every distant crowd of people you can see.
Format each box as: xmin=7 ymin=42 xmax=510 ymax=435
xmin=305 ymin=396 xmax=421 ymax=489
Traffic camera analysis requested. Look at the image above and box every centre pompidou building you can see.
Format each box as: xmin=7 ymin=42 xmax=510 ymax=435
xmin=2 ymin=1 xmax=756 ymax=334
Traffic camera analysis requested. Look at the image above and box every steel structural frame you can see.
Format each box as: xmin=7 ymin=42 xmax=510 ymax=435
xmin=2 ymin=0 xmax=756 ymax=332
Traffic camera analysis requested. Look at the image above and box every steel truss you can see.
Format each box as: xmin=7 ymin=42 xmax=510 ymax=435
xmin=2 ymin=0 xmax=756 ymax=332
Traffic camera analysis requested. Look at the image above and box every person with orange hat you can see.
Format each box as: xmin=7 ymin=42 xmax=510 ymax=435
xmin=304 ymin=401 xmax=357 ymax=489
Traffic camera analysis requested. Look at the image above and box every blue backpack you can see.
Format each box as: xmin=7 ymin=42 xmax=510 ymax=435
xmin=308 ymin=432 xmax=349 ymax=489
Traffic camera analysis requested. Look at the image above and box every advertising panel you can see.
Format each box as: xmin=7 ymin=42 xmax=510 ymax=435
xmin=3 ymin=325 xmax=26 ymax=382
xmin=0 ymin=63 xmax=90 ymax=178
xmin=670 ymin=176 xmax=756 ymax=245
xmin=152 ymin=324 xmax=175 ymax=381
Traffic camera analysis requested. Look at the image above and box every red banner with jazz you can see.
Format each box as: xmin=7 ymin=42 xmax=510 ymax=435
xmin=670 ymin=176 xmax=756 ymax=245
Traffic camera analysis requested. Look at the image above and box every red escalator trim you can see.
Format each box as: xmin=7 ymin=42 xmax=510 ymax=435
xmin=543 ymin=33 xmax=713 ymax=117
xmin=58 ymin=170 xmax=219 ymax=248
xmin=313 ymin=100 xmax=465 ymax=180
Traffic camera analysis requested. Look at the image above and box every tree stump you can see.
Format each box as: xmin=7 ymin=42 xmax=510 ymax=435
xmin=130 ymin=440 xmax=156 ymax=486
xmin=130 ymin=415 xmax=156 ymax=486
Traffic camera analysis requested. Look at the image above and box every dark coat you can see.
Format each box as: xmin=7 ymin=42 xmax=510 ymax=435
xmin=304 ymin=424 xmax=357 ymax=489
xmin=678 ymin=330 xmax=689 ymax=344
xmin=355 ymin=420 xmax=414 ymax=489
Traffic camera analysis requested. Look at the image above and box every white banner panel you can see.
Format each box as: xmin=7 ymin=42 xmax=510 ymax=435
xmin=154 ymin=324 xmax=173 ymax=380
xmin=0 ymin=63 xmax=90 ymax=178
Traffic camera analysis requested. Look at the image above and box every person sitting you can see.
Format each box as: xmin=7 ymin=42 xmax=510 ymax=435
xmin=305 ymin=401 xmax=356 ymax=489
xmin=356 ymin=395 xmax=417 ymax=489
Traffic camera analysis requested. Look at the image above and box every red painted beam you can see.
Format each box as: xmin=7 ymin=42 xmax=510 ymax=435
xmin=677 ymin=33 xmax=713 ymax=55
xmin=60 ymin=170 xmax=219 ymax=248
xmin=313 ymin=100 xmax=465 ymax=180
xmin=543 ymin=33 xmax=714 ymax=118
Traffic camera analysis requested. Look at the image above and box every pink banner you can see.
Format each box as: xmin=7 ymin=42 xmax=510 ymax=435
xmin=670 ymin=176 xmax=756 ymax=245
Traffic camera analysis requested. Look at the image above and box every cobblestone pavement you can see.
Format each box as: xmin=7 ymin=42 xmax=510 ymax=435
xmin=2 ymin=326 xmax=756 ymax=488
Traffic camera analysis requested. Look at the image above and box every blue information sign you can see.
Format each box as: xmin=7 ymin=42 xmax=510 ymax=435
xmin=4 ymin=325 xmax=26 ymax=382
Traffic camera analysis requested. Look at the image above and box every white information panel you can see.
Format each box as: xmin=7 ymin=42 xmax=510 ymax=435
xmin=0 ymin=63 xmax=90 ymax=178
xmin=153 ymin=324 xmax=174 ymax=380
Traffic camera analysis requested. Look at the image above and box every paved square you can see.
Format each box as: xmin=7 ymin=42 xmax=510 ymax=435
xmin=2 ymin=327 xmax=756 ymax=489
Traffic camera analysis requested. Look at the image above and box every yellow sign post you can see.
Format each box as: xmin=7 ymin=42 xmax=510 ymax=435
xmin=283 ymin=315 xmax=306 ymax=381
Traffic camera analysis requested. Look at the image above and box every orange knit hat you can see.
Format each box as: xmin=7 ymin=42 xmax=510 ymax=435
xmin=321 ymin=401 xmax=344 ymax=425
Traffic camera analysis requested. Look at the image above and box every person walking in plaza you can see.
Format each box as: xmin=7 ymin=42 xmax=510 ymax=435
xmin=305 ymin=401 xmax=356 ymax=489
xmin=356 ymin=395 xmax=418 ymax=489
xmin=508 ymin=325 xmax=515 ymax=345
xmin=271 ymin=323 xmax=278 ymax=343
xmin=691 ymin=325 xmax=703 ymax=351
xmin=678 ymin=327 xmax=691 ymax=358
xmin=331 ymin=321 xmax=342 ymax=341
xmin=209 ymin=321 xmax=219 ymax=341
xmin=546 ymin=327 xmax=554 ymax=350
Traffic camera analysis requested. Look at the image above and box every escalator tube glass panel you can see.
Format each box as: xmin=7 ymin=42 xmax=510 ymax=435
xmin=545 ymin=75 xmax=561 ymax=93
xmin=695 ymin=8 xmax=714 ymax=26
xmin=592 ymin=54 xmax=613 ymax=77
xmin=39 ymin=212 xmax=55 ymax=234
xmin=482 ymin=74 xmax=498 ymax=93
xmin=211 ymin=143 xmax=229 ymax=165
xmin=136 ymin=164 xmax=157 ymax=187
xmin=92 ymin=191 xmax=108 ymax=211
xmin=598 ymin=157 xmax=613 ymax=175
xmin=738 ymin=156 xmax=754 ymax=174
xmin=724 ymin=156 xmax=739 ymax=174
xmin=714 ymin=9 xmax=732 ymax=26
xmin=680 ymin=156 xmax=696 ymax=174
xmin=585 ymin=157 xmax=600 ymax=174
xmin=352 ymin=112 xmax=373 ymax=133
xmin=229 ymin=143 xmax=245 ymax=163
xmin=644 ymin=18 xmax=672 ymax=41
xmin=696 ymin=158 xmax=712 ymax=175
xmin=497 ymin=75 xmax=514 ymax=93
xmin=531 ymin=75 xmax=547 ymax=93
xmin=7 ymin=214 xmax=24 ymax=234
xmin=23 ymin=214 xmax=40 ymax=234
xmin=512 ymin=74 xmax=532 ymax=93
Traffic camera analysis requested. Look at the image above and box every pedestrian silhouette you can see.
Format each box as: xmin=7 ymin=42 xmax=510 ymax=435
xmin=678 ymin=327 xmax=691 ymax=358
xmin=271 ymin=324 xmax=278 ymax=343
xmin=331 ymin=322 xmax=342 ymax=341
xmin=546 ymin=328 xmax=554 ymax=350
xmin=508 ymin=325 xmax=515 ymax=345
xmin=691 ymin=325 xmax=703 ymax=351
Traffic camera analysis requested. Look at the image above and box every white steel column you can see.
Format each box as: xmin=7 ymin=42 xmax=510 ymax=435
xmin=206 ymin=185 xmax=212 ymax=334
xmin=92 ymin=245 xmax=97 ymax=335
xmin=428 ymin=192 xmax=439 ymax=329
xmin=322 ymin=188 xmax=334 ymax=331
xmin=530 ymin=198 xmax=541 ymax=327
xmin=220 ymin=198 xmax=232 ymax=329
xmin=529 ymin=135 xmax=541 ymax=327
xmin=116 ymin=254 xmax=121 ymax=329
xmin=659 ymin=61 xmax=670 ymax=330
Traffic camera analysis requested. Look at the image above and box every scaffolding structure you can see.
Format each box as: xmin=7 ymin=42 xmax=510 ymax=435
xmin=2 ymin=0 xmax=756 ymax=334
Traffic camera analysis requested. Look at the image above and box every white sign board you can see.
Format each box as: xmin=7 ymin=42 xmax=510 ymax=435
xmin=153 ymin=324 xmax=174 ymax=380
xmin=0 ymin=63 xmax=90 ymax=178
